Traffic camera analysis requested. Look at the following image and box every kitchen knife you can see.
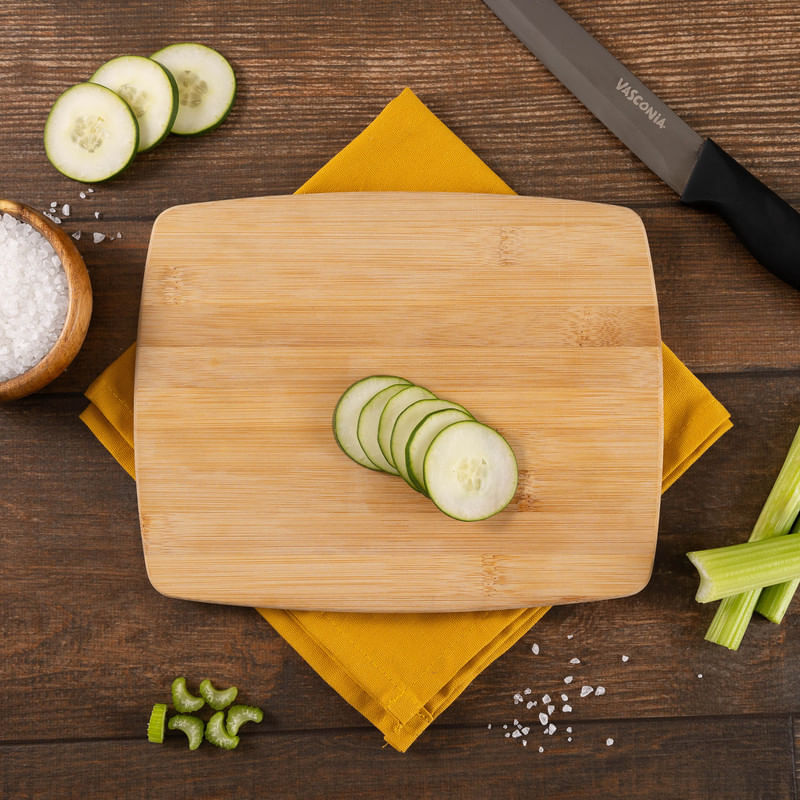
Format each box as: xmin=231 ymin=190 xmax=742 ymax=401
xmin=484 ymin=0 xmax=800 ymax=290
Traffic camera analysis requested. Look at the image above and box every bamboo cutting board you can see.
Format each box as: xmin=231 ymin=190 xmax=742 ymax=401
xmin=134 ymin=192 xmax=663 ymax=612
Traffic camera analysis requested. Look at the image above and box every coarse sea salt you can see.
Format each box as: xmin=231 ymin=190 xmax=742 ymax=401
xmin=0 ymin=213 xmax=68 ymax=381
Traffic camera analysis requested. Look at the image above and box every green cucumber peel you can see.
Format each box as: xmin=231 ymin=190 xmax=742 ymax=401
xmin=168 ymin=714 xmax=204 ymax=750
xmin=226 ymin=704 xmax=264 ymax=736
xmin=199 ymin=678 xmax=238 ymax=710
xmin=171 ymin=676 xmax=205 ymax=712
xmin=205 ymin=711 xmax=240 ymax=750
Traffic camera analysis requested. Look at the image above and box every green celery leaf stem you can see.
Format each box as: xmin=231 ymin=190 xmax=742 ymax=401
xmin=755 ymin=514 xmax=800 ymax=623
xmin=688 ymin=532 xmax=800 ymax=603
xmin=703 ymin=422 xmax=800 ymax=648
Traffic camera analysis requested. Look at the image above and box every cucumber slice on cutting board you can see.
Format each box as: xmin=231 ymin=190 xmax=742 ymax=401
xmin=406 ymin=407 xmax=473 ymax=493
xmin=391 ymin=398 xmax=470 ymax=489
xmin=44 ymin=82 xmax=139 ymax=182
xmin=151 ymin=43 xmax=236 ymax=135
xmin=333 ymin=376 xmax=410 ymax=470
xmin=91 ymin=55 xmax=178 ymax=152
xmin=357 ymin=383 xmax=411 ymax=474
xmin=377 ymin=385 xmax=436 ymax=468
xmin=424 ymin=420 xmax=518 ymax=521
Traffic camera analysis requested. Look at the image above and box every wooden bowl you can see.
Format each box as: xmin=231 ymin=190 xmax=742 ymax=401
xmin=0 ymin=199 xmax=92 ymax=401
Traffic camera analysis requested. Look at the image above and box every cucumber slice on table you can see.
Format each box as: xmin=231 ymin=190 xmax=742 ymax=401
xmin=390 ymin=398 xmax=470 ymax=489
xmin=44 ymin=82 xmax=138 ymax=182
xmin=406 ymin=407 xmax=473 ymax=493
xmin=377 ymin=385 xmax=436 ymax=468
xmin=424 ymin=420 xmax=518 ymax=521
xmin=151 ymin=43 xmax=236 ymax=135
xmin=91 ymin=55 xmax=178 ymax=152
xmin=357 ymin=383 xmax=411 ymax=474
xmin=333 ymin=376 xmax=410 ymax=470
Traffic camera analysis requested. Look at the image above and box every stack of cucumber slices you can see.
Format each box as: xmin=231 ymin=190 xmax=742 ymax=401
xmin=333 ymin=376 xmax=518 ymax=521
xmin=44 ymin=43 xmax=236 ymax=183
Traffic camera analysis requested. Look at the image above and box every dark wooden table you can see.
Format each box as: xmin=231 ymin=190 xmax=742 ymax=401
xmin=3 ymin=1 xmax=800 ymax=797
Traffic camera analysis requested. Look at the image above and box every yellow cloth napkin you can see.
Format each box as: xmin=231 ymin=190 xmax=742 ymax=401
xmin=80 ymin=88 xmax=732 ymax=752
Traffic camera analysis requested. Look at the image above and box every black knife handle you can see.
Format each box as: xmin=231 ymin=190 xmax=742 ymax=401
xmin=680 ymin=138 xmax=800 ymax=290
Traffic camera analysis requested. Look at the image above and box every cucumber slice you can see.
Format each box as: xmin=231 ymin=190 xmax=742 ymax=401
xmin=377 ymin=385 xmax=436 ymax=468
xmin=333 ymin=376 xmax=410 ymax=470
xmin=424 ymin=421 xmax=518 ymax=521
xmin=406 ymin=408 xmax=473 ymax=493
xmin=357 ymin=383 xmax=411 ymax=474
xmin=44 ymin=82 xmax=138 ymax=183
xmin=390 ymin=399 xmax=470 ymax=488
xmin=91 ymin=55 xmax=178 ymax=152
xmin=151 ymin=43 xmax=236 ymax=135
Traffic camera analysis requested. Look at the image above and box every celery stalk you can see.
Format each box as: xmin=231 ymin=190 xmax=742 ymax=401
xmin=688 ymin=533 xmax=800 ymax=602
xmin=704 ymin=423 xmax=800 ymax=650
xmin=755 ymin=515 xmax=800 ymax=623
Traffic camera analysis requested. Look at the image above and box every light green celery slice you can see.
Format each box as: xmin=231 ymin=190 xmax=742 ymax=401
xmin=704 ymin=423 xmax=800 ymax=649
xmin=688 ymin=532 xmax=800 ymax=603
xmin=755 ymin=514 xmax=800 ymax=623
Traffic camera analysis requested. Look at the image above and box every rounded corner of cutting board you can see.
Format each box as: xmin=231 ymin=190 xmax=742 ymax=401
xmin=134 ymin=191 xmax=664 ymax=612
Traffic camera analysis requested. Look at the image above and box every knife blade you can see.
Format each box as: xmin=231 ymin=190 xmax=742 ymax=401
xmin=484 ymin=0 xmax=800 ymax=291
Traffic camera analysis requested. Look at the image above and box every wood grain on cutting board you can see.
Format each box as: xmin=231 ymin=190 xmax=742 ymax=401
xmin=134 ymin=192 xmax=662 ymax=612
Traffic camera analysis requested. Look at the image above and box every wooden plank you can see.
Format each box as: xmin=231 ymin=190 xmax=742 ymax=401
xmin=2 ymin=716 xmax=794 ymax=799
xmin=0 ymin=0 xmax=797 ymax=395
xmin=3 ymin=371 xmax=800 ymax=744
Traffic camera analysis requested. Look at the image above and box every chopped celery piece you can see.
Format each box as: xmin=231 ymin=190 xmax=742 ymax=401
xmin=226 ymin=704 xmax=263 ymax=736
xmin=205 ymin=711 xmax=239 ymax=750
xmin=688 ymin=532 xmax=800 ymax=602
xmin=168 ymin=714 xmax=204 ymax=750
xmin=199 ymin=678 xmax=238 ymax=710
xmin=147 ymin=703 xmax=167 ymax=744
xmin=704 ymin=422 xmax=800 ymax=649
xmin=171 ymin=676 xmax=205 ymax=712
xmin=755 ymin=514 xmax=800 ymax=623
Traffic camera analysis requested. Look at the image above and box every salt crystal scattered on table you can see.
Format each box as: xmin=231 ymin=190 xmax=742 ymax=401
xmin=560 ymin=694 xmax=568 ymax=702
xmin=512 ymin=729 xmax=521 ymax=738
xmin=505 ymin=732 xmax=510 ymax=738
xmin=562 ymin=704 xmax=572 ymax=712
xmin=567 ymin=737 xmax=573 ymax=742
xmin=521 ymin=726 xmax=530 ymax=735
xmin=513 ymin=692 xmax=523 ymax=704
xmin=49 ymin=201 xmax=57 ymax=208
xmin=538 ymin=746 xmax=544 ymax=753
xmin=547 ymin=723 xmax=556 ymax=735
xmin=569 ymin=657 xmax=581 ymax=664
xmin=523 ymin=688 xmax=532 ymax=695
xmin=0 ymin=212 xmax=68 ymax=381
xmin=567 ymin=634 xmax=574 ymax=639
xmin=116 ymin=232 xmax=122 ymax=239
xmin=697 ymin=673 xmax=703 ymax=678
xmin=487 ymin=723 xmax=492 ymax=729
xmin=566 ymin=727 xmax=572 ymax=733
xmin=531 ymin=643 xmax=540 ymax=655
xmin=513 ymin=719 xmax=519 ymax=726
xmin=547 ymin=704 xmax=555 ymax=715
xmin=564 ymin=675 xmax=574 ymax=684
xmin=87 ymin=188 xmax=94 ymax=193
xmin=71 ymin=231 xmax=81 ymax=240
xmin=526 ymin=701 xmax=534 ymax=710
xmin=542 ymin=694 xmax=550 ymax=704
xmin=539 ymin=712 xmax=548 ymax=726
xmin=580 ymin=686 xmax=594 ymax=698
xmin=522 ymin=740 xmax=527 ymax=747
xmin=595 ymin=687 xmax=606 ymax=696
xmin=79 ymin=192 xmax=86 ymax=199
xmin=92 ymin=232 xmax=105 ymax=244
xmin=606 ymin=737 xmax=614 ymax=746
xmin=61 ymin=204 xmax=70 ymax=217
xmin=502 ymin=724 xmax=508 ymax=730
xmin=621 ymin=655 xmax=629 ymax=662
xmin=94 ymin=211 xmax=102 ymax=219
